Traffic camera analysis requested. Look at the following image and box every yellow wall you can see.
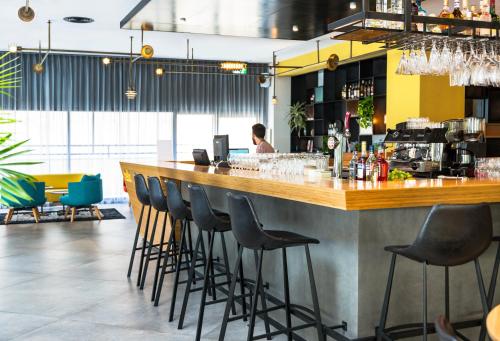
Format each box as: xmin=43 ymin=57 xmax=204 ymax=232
xmin=277 ymin=43 xmax=465 ymax=129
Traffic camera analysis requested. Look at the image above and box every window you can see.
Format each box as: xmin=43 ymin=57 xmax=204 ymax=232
xmin=176 ymin=114 xmax=215 ymax=161
xmin=218 ymin=116 xmax=258 ymax=153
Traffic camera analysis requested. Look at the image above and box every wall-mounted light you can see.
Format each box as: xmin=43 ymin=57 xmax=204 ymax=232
xmin=292 ymin=25 xmax=299 ymax=32
xmin=102 ymin=57 xmax=111 ymax=65
xmin=155 ymin=67 xmax=164 ymax=76
xmin=220 ymin=61 xmax=247 ymax=72
xmin=272 ymin=96 xmax=278 ymax=105
xmin=8 ymin=44 xmax=19 ymax=53
xmin=350 ymin=1 xmax=357 ymax=9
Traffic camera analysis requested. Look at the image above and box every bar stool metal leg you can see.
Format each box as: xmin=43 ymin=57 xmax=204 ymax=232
xmin=282 ymin=248 xmax=292 ymax=341
xmin=480 ymin=242 xmax=500 ymax=341
xmin=377 ymin=253 xmax=397 ymax=341
xmin=253 ymin=250 xmax=272 ymax=339
xmin=140 ymin=210 xmax=159 ymax=290
xmin=167 ymin=219 xmax=188 ymax=320
xmin=178 ymin=230 xmax=202 ymax=329
xmin=137 ymin=206 xmax=152 ymax=287
xmin=151 ymin=213 xmax=168 ymax=301
xmin=219 ymin=246 xmax=243 ymax=341
xmin=127 ymin=205 xmax=144 ymax=278
xmin=422 ymin=262 xmax=428 ymax=341
xmin=305 ymin=244 xmax=325 ymax=341
xmin=195 ymin=230 xmax=216 ymax=341
xmin=208 ymin=232 xmax=217 ymax=300
xmin=238 ymin=244 xmax=247 ymax=322
xmin=247 ymin=248 xmax=264 ymax=341
xmin=221 ymin=233 xmax=237 ymax=316
xmin=475 ymin=258 xmax=490 ymax=341
xmin=445 ymin=266 xmax=450 ymax=320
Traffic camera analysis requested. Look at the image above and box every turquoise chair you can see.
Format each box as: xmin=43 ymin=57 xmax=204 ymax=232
xmin=60 ymin=174 xmax=103 ymax=222
xmin=3 ymin=179 xmax=46 ymax=224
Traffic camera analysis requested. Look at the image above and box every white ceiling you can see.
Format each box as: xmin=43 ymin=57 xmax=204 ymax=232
xmin=0 ymin=0 xmax=301 ymax=63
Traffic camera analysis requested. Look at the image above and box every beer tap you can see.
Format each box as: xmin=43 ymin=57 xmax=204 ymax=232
xmin=332 ymin=112 xmax=351 ymax=179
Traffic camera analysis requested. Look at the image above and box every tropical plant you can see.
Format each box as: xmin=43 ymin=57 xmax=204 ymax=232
xmin=0 ymin=52 xmax=40 ymax=205
xmin=287 ymin=102 xmax=307 ymax=137
xmin=357 ymin=96 xmax=374 ymax=129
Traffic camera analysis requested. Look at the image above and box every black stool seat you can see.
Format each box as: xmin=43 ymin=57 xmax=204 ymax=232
xmin=263 ymin=230 xmax=319 ymax=250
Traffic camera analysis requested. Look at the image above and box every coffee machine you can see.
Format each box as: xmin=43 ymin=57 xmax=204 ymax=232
xmin=443 ymin=118 xmax=487 ymax=177
xmin=384 ymin=124 xmax=448 ymax=178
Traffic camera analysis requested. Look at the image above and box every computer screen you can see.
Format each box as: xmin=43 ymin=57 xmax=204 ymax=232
xmin=229 ymin=148 xmax=250 ymax=157
xmin=213 ymin=135 xmax=229 ymax=162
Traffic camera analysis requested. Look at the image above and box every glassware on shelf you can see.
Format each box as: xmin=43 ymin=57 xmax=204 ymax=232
xmin=474 ymin=157 xmax=500 ymax=179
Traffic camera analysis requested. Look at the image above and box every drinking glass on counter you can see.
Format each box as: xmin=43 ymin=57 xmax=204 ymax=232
xmin=475 ymin=157 xmax=500 ymax=179
xmin=228 ymin=153 xmax=329 ymax=176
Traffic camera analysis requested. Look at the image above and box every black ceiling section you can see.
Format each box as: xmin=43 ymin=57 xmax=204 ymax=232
xmin=121 ymin=0 xmax=356 ymax=40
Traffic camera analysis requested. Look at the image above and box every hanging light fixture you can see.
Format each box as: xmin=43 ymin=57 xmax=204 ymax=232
xmin=102 ymin=57 xmax=111 ymax=65
xmin=125 ymin=36 xmax=137 ymax=100
xmin=32 ymin=21 xmax=52 ymax=74
xmin=140 ymin=25 xmax=154 ymax=59
xmin=8 ymin=44 xmax=19 ymax=53
xmin=18 ymin=0 xmax=35 ymax=22
xmin=220 ymin=61 xmax=247 ymax=72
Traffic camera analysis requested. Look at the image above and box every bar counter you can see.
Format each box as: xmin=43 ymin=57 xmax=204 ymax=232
xmin=120 ymin=160 xmax=500 ymax=340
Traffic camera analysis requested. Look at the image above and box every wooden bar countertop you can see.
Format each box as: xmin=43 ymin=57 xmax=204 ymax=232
xmin=120 ymin=161 xmax=500 ymax=211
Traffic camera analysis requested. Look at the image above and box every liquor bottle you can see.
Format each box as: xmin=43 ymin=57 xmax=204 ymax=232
xmin=463 ymin=0 xmax=472 ymax=18
xmin=376 ymin=146 xmax=389 ymax=181
xmin=491 ymin=0 xmax=498 ymax=22
xmin=439 ymin=0 xmax=453 ymax=31
xmin=480 ymin=0 xmax=492 ymax=36
xmin=356 ymin=141 xmax=368 ymax=181
xmin=453 ymin=0 xmax=464 ymax=18
xmin=348 ymin=151 xmax=358 ymax=180
xmin=342 ymin=84 xmax=347 ymax=99
xmin=366 ymin=146 xmax=377 ymax=181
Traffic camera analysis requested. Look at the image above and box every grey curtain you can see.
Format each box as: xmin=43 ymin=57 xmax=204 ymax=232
xmin=0 ymin=52 xmax=269 ymax=120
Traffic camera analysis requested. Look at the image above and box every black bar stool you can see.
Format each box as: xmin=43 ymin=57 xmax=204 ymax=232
xmin=139 ymin=177 xmax=174 ymax=293
xmin=377 ymin=204 xmax=493 ymax=341
xmin=127 ymin=174 xmax=152 ymax=286
xmin=221 ymin=193 xmax=324 ymax=341
xmin=177 ymin=184 xmax=248 ymax=341
xmin=154 ymin=180 xmax=203 ymax=320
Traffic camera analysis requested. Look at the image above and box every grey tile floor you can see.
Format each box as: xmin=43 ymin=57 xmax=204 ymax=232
xmin=0 ymin=205 xmax=282 ymax=341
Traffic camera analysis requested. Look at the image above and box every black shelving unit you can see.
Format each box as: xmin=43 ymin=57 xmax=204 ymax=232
xmin=290 ymin=55 xmax=387 ymax=153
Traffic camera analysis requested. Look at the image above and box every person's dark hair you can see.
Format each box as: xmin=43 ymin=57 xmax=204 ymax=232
xmin=252 ymin=123 xmax=266 ymax=139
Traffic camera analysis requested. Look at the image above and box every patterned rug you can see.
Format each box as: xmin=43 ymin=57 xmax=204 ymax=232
xmin=0 ymin=208 xmax=126 ymax=225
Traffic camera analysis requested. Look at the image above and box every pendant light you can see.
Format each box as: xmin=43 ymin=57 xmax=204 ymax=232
xmin=18 ymin=0 xmax=35 ymax=22
xmin=32 ymin=21 xmax=51 ymax=74
xmin=125 ymin=36 xmax=137 ymax=100
xmin=272 ymin=52 xmax=278 ymax=105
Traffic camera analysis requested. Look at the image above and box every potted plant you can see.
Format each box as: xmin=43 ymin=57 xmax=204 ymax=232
xmin=357 ymin=96 xmax=374 ymax=135
xmin=287 ymin=102 xmax=307 ymax=137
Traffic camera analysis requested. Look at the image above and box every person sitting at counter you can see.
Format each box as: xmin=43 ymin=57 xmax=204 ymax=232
xmin=252 ymin=123 xmax=275 ymax=153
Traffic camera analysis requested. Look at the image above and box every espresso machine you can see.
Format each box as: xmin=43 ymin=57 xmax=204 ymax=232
xmin=443 ymin=117 xmax=487 ymax=177
xmin=384 ymin=124 xmax=448 ymax=178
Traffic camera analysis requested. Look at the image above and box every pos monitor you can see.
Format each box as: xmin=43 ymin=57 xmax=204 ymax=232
xmin=213 ymin=135 xmax=229 ymax=162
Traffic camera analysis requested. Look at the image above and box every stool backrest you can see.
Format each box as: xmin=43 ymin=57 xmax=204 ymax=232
xmin=166 ymin=180 xmax=189 ymax=220
xmin=134 ymin=174 xmax=150 ymax=206
xmin=147 ymin=177 xmax=168 ymax=212
xmin=227 ymin=193 xmax=269 ymax=250
xmin=188 ymin=184 xmax=220 ymax=231
xmin=412 ymin=204 xmax=492 ymax=266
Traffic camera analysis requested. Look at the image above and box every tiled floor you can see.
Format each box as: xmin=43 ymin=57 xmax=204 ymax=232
xmin=0 ymin=205 xmax=278 ymax=341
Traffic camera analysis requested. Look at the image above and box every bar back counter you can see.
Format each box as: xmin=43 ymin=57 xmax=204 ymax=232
xmin=121 ymin=161 xmax=500 ymax=340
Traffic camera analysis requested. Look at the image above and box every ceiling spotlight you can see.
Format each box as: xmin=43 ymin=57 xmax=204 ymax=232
xmin=102 ymin=57 xmax=111 ymax=65
xmin=258 ymin=74 xmax=272 ymax=88
xmin=350 ymin=1 xmax=357 ymax=9
xmin=179 ymin=17 xmax=187 ymax=22
xmin=272 ymin=96 xmax=278 ymax=105
xmin=155 ymin=67 xmax=165 ymax=76
xmin=8 ymin=44 xmax=19 ymax=53
xmin=125 ymin=87 xmax=137 ymax=100
xmin=18 ymin=1 xmax=35 ymax=22
xmin=141 ymin=45 xmax=154 ymax=59
xmin=63 ymin=16 xmax=94 ymax=24
xmin=292 ymin=25 xmax=299 ymax=32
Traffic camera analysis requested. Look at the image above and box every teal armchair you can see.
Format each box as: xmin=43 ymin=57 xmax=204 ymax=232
xmin=3 ymin=179 xmax=46 ymax=224
xmin=60 ymin=176 xmax=103 ymax=222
